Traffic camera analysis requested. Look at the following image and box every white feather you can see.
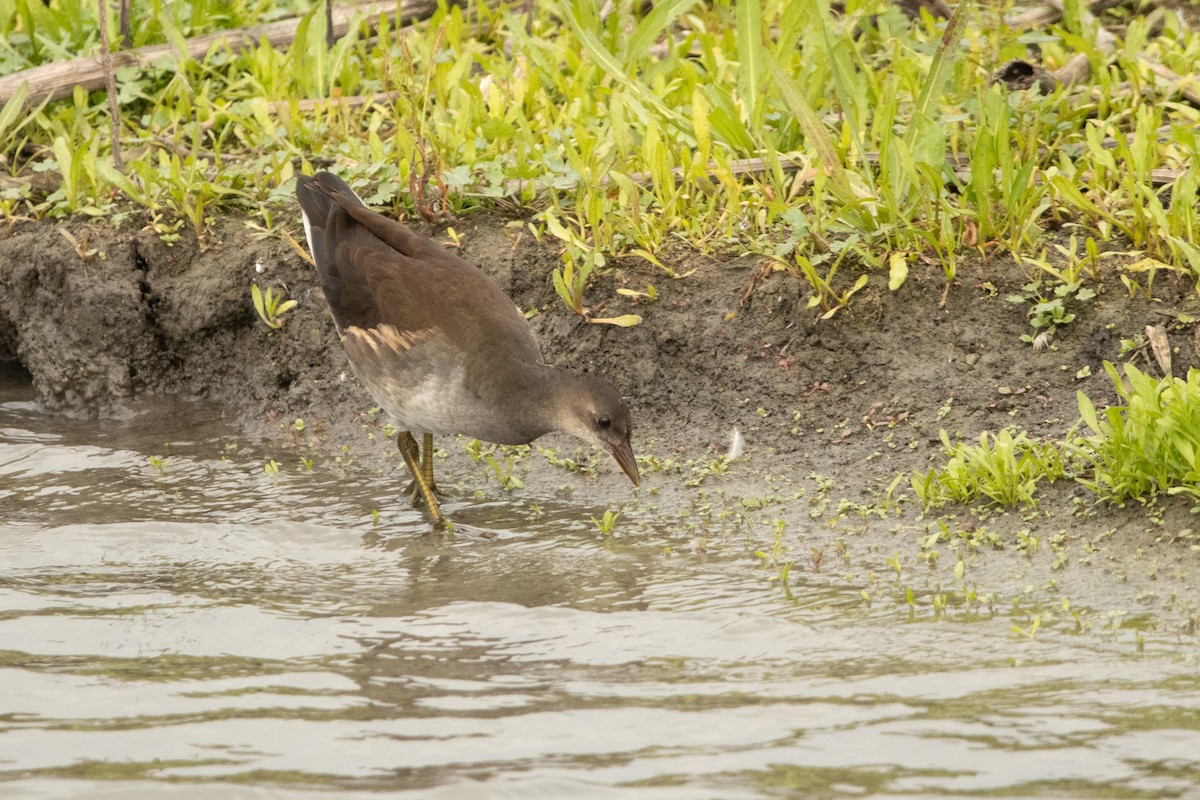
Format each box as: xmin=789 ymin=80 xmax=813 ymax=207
xmin=727 ymin=427 xmax=744 ymax=460
xmin=300 ymin=205 xmax=315 ymax=258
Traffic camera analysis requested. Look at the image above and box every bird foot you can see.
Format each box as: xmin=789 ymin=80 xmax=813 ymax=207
xmin=404 ymin=480 xmax=453 ymax=507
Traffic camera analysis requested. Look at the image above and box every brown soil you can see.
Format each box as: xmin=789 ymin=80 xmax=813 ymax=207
xmin=1 ymin=213 xmax=1192 ymax=464
xmin=3 ymin=213 xmax=1199 ymax=634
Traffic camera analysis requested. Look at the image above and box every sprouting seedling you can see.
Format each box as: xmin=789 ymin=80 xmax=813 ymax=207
xmin=616 ymin=284 xmax=657 ymax=303
xmin=755 ymin=520 xmax=793 ymax=596
xmin=482 ymin=451 xmax=524 ymax=491
xmin=591 ymin=509 xmax=620 ymax=536
xmin=252 ymin=284 xmax=297 ymax=329
xmin=1011 ymin=614 xmax=1042 ymax=639
xmin=552 ymin=255 xmax=593 ymax=318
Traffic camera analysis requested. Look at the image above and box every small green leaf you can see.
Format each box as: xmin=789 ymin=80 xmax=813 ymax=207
xmin=1077 ymin=389 xmax=1100 ymax=433
xmin=590 ymin=314 xmax=643 ymax=327
xmin=624 ymin=0 xmax=700 ymax=61
xmin=0 ymin=82 xmax=29 ymax=144
xmin=888 ymin=252 xmax=909 ymax=291
xmin=691 ymin=87 xmax=711 ymax=160
xmin=95 ymin=158 xmax=142 ymax=202
xmin=252 ymin=284 xmax=267 ymax=319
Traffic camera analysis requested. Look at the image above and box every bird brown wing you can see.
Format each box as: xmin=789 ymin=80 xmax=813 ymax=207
xmin=296 ymin=171 xmax=542 ymax=368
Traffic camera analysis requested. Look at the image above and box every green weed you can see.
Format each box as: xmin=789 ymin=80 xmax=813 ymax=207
xmin=912 ymin=428 xmax=1067 ymax=510
xmin=471 ymin=443 xmax=525 ymax=492
xmin=2 ymin=0 xmax=1200 ymax=307
xmin=1073 ymin=362 xmax=1200 ymax=506
xmin=251 ymin=283 xmax=297 ymax=330
xmin=754 ymin=519 xmax=793 ymax=597
xmin=909 ymin=362 xmax=1200 ymax=513
xmin=591 ymin=509 xmax=619 ymax=536
xmin=1006 ymin=277 xmax=1095 ymax=347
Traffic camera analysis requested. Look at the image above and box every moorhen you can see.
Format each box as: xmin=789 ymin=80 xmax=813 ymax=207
xmin=295 ymin=171 xmax=640 ymax=525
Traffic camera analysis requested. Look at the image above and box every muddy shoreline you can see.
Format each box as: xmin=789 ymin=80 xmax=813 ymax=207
xmin=3 ymin=212 xmax=1199 ymax=636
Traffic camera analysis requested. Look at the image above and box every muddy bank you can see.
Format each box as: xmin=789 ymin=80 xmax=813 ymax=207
xmin=3 ymin=212 xmax=1200 ymax=635
xmin=2 ymin=213 xmax=1194 ymax=460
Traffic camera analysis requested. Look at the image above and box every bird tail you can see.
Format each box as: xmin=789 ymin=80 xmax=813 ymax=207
xmin=295 ymin=172 xmax=367 ymax=282
xmin=294 ymin=170 xmax=452 ymax=332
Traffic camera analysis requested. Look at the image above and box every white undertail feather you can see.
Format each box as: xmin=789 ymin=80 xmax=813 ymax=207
xmin=300 ymin=208 xmax=315 ymax=258
xmin=727 ymin=427 xmax=745 ymax=460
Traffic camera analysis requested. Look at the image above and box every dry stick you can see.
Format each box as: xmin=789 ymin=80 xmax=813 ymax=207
xmin=118 ymin=0 xmax=131 ymax=47
xmin=271 ymin=90 xmax=399 ymax=115
xmin=0 ymin=0 xmax=468 ymax=106
xmin=96 ymin=0 xmax=123 ymax=174
xmin=552 ymin=150 xmax=1181 ymax=196
xmin=484 ymin=152 xmax=1182 ymax=202
xmin=1006 ymin=0 xmax=1132 ymax=31
xmin=185 ymin=89 xmax=400 ymax=137
xmin=1046 ymin=0 xmax=1119 ymax=86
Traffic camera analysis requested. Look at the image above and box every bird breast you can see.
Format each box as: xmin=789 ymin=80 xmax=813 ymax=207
xmin=341 ymin=324 xmax=471 ymax=434
xmin=339 ymin=323 xmax=547 ymax=442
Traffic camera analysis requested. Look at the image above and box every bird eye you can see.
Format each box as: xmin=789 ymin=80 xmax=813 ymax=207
xmin=597 ymin=416 xmax=612 ymax=429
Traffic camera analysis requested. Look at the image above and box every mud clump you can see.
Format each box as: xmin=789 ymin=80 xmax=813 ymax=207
xmin=0 ymin=224 xmax=147 ymax=411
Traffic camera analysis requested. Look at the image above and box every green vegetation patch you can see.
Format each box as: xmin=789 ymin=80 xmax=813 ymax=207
xmin=2 ymin=0 xmax=1200 ymax=314
xmin=1075 ymin=362 xmax=1200 ymax=506
xmin=912 ymin=428 xmax=1067 ymax=510
xmin=914 ymin=362 xmax=1200 ymax=512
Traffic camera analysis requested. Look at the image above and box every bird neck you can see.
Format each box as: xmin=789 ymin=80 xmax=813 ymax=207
xmin=499 ymin=362 xmax=589 ymax=444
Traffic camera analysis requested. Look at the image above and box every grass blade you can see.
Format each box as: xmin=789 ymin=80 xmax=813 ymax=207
xmin=907 ymin=0 xmax=970 ymax=143
xmin=558 ymin=0 xmax=694 ymax=143
xmin=736 ymin=0 xmax=764 ymax=128
xmin=765 ymin=51 xmax=854 ymax=206
xmin=0 ymin=82 xmax=29 ymax=144
xmin=624 ymin=0 xmax=699 ymax=61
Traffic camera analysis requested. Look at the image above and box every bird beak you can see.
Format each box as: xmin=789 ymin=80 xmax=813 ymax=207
xmin=610 ymin=436 xmax=641 ymax=486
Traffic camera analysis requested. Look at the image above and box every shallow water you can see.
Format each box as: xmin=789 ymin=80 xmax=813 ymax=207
xmin=2 ymin=365 xmax=1199 ymax=799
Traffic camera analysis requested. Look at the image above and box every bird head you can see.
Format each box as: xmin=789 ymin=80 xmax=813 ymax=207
xmin=557 ymin=373 xmax=640 ymax=486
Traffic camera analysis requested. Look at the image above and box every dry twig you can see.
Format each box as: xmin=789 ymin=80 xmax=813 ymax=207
xmin=96 ymin=0 xmax=123 ymax=174
xmin=0 ymin=0 xmax=493 ymax=107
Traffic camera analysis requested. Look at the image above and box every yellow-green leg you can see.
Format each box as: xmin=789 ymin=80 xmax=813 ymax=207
xmin=405 ymin=433 xmax=450 ymax=500
xmin=402 ymin=433 xmax=446 ymax=500
xmin=397 ymin=431 xmax=444 ymax=526
xmin=421 ymin=432 xmax=436 ymax=491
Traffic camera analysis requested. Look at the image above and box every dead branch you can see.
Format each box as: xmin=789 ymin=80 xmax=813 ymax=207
xmin=97 ymin=0 xmax=123 ymax=173
xmin=1007 ymin=0 xmax=1133 ymax=30
xmin=0 ymin=0 xmax=465 ymax=107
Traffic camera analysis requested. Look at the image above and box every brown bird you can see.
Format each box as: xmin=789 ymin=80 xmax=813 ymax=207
xmin=295 ymin=171 xmax=640 ymax=525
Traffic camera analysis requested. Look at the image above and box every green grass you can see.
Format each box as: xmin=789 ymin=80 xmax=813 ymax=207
xmin=914 ymin=362 xmax=1200 ymax=512
xmin=1075 ymin=362 xmax=1200 ymax=506
xmin=912 ymin=428 xmax=1068 ymax=510
xmin=2 ymin=0 xmax=1200 ymax=310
